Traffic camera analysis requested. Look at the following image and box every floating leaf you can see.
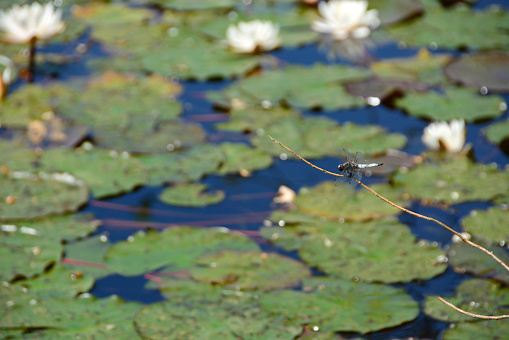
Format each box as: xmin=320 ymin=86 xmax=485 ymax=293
xmin=444 ymin=52 xmax=509 ymax=92
xmin=0 ymin=172 xmax=88 ymax=221
xmin=137 ymin=144 xmax=223 ymax=186
xmin=384 ymin=6 xmax=509 ymax=50
xmin=208 ymin=63 xmax=370 ymax=110
xmin=215 ymin=106 xmax=301 ymax=132
xmin=294 ymin=182 xmax=409 ymax=222
xmin=190 ymin=251 xmax=311 ymax=290
xmin=345 ymin=77 xmax=428 ymax=101
xmin=63 ymin=235 xmax=113 ymax=280
xmin=159 ymin=183 xmax=225 ymax=207
xmin=40 ymin=147 xmax=147 ymax=199
xmin=371 ymin=48 xmax=451 ymax=85
xmin=370 ymin=0 xmax=425 ymax=25
xmin=447 ymin=240 xmax=509 ymax=284
xmin=104 ymin=227 xmax=259 ymax=276
xmin=134 ymin=296 xmax=302 ymax=340
xmin=259 ymin=277 xmax=419 ymax=334
xmin=395 ymin=86 xmax=506 ymax=122
xmin=147 ymin=0 xmax=237 ymax=10
xmin=485 ymin=119 xmax=509 ymax=145
xmin=442 ymin=319 xmax=509 ymax=340
xmin=0 ymin=229 xmax=62 ymax=282
xmin=217 ymin=142 xmax=273 ymax=175
xmin=0 ymin=140 xmax=39 ymax=171
xmin=461 ymin=207 xmax=509 ymax=245
xmin=392 ymin=159 xmax=509 ymax=204
xmin=296 ymin=219 xmax=446 ymax=282
xmin=423 ymin=279 xmax=509 ymax=322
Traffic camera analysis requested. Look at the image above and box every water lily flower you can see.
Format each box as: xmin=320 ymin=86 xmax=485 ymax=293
xmin=273 ymin=185 xmax=296 ymax=205
xmin=311 ymin=0 xmax=380 ymax=41
xmin=226 ymin=20 xmax=281 ymax=54
xmin=0 ymin=55 xmax=17 ymax=99
xmin=422 ymin=119 xmax=466 ymax=153
xmin=0 ymin=2 xmax=65 ymax=82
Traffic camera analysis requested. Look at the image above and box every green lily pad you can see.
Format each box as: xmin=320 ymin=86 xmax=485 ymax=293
xmin=371 ymin=48 xmax=451 ymax=86
xmin=444 ymin=52 xmax=509 ymax=92
xmin=259 ymin=277 xmax=419 ymax=334
xmin=424 ymin=279 xmax=509 ymax=322
xmin=8 ymin=265 xmax=95 ymax=300
xmin=384 ymin=5 xmax=509 ymax=50
xmin=294 ymin=182 xmax=409 ymax=222
xmin=215 ymin=106 xmax=301 ymax=132
xmin=298 ymin=219 xmax=446 ymax=282
xmin=485 ymin=119 xmax=509 ymax=144
xmin=40 ymin=146 xmax=147 ymax=199
xmin=370 ymin=0 xmax=425 ymax=25
xmin=395 ymin=86 xmax=506 ymax=122
xmin=461 ymin=207 xmax=509 ymax=245
xmin=392 ymin=159 xmax=509 ymax=204
xmin=134 ymin=295 xmax=302 ymax=340
xmin=0 ymin=171 xmax=88 ymax=221
xmin=442 ymin=319 xmax=509 ymax=340
xmin=217 ymin=142 xmax=273 ymax=175
xmin=0 ymin=140 xmax=40 ymax=171
xmin=0 ymin=294 xmax=140 ymax=333
xmin=190 ymin=251 xmax=311 ymax=290
xmin=159 ymin=182 xmax=225 ymax=207
xmin=104 ymin=227 xmax=259 ymax=276
xmin=447 ymin=240 xmax=509 ymax=284
xmin=147 ymin=0 xmax=237 ymax=10
xmin=0 ymin=229 xmax=62 ymax=282
xmin=208 ymin=63 xmax=370 ymax=111
xmin=137 ymin=143 xmax=223 ymax=186
xmin=63 ymin=235 xmax=113 ymax=280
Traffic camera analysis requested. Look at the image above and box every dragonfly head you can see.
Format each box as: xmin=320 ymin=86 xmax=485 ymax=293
xmin=337 ymin=164 xmax=344 ymax=171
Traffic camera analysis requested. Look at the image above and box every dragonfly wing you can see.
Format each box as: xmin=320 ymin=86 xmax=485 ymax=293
xmin=354 ymin=151 xmax=365 ymax=165
xmin=343 ymin=149 xmax=355 ymax=163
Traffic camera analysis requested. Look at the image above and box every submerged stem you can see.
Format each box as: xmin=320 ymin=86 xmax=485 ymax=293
xmin=28 ymin=37 xmax=37 ymax=83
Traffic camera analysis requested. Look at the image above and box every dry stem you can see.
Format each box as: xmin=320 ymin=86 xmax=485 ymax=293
xmin=268 ymin=135 xmax=509 ymax=320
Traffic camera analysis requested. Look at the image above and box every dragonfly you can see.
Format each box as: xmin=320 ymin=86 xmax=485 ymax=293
xmin=337 ymin=149 xmax=383 ymax=187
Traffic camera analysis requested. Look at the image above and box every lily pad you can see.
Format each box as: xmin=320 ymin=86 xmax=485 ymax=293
xmin=0 ymin=171 xmax=88 ymax=221
xmin=40 ymin=146 xmax=147 ymax=199
xmin=392 ymin=159 xmax=509 ymax=204
xmin=384 ymin=5 xmax=509 ymax=50
xmin=208 ymin=63 xmax=371 ymax=110
xmin=0 ymin=228 xmax=62 ymax=282
xmin=63 ymin=235 xmax=113 ymax=280
xmin=294 ymin=182 xmax=409 ymax=222
xmin=104 ymin=227 xmax=259 ymax=276
xmin=423 ymin=279 xmax=509 ymax=322
xmin=441 ymin=319 xmax=509 ymax=340
xmin=0 ymin=140 xmax=40 ymax=171
xmin=485 ymin=119 xmax=509 ymax=145
xmin=371 ymin=48 xmax=451 ymax=86
xmin=134 ymin=295 xmax=302 ymax=340
xmin=216 ymin=142 xmax=273 ymax=175
xmin=138 ymin=143 xmax=223 ymax=186
xmin=461 ymin=207 xmax=509 ymax=245
xmin=0 ymin=294 xmax=141 ymax=335
xmin=147 ymin=0 xmax=237 ymax=10
xmin=444 ymin=52 xmax=509 ymax=92
xmin=297 ymin=219 xmax=446 ymax=282
xmin=395 ymin=86 xmax=506 ymax=122
xmin=259 ymin=277 xmax=419 ymax=334
xmin=159 ymin=182 xmax=225 ymax=207
xmin=215 ymin=106 xmax=301 ymax=132
xmin=447 ymin=240 xmax=509 ymax=284
xmin=370 ymin=0 xmax=425 ymax=25
xmin=190 ymin=251 xmax=312 ymax=290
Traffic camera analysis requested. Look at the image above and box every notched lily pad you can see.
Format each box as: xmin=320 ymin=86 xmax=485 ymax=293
xmin=215 ymin=106 xmax=301 ymax=133
xmin=208 ymin=63 xmax=370 ymax=111
xmin=395 ymin=86 xmax=506 ymax=122
xmin=0 ymin=171 xmax=88 ymax=221
xmin=392 ymin=159 xmax=509 ymax=204
xmin=447 ymin=240 xmax=509 ymax=284
xmin=461 ymin=207 xmax=509 ymax=245
xmin=294 ymin=182 xmax=408 ymax=222
xmin=190 ymin=251 xmax=312 ymax=290
xmin=104 ymin=227 xmax=259 ymax=276
xmin=63 ymin=235 xmax=113 ymax=280
xmin=159 ymin=182 xmax=225 ymax=207
xmin=484 ymin=119 xmax=509 ymax=145
xmin=259 ymin=277 xmax=419 ymax=334
xmin=424 ymin=279 xmax=509 ymax=322
xmin=217 ymin=142 xmax=273 ymax=175
xmin=444 ymin=52 xmax=509 ymax=92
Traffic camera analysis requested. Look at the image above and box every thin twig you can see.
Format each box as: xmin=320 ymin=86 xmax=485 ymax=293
xmin=269 ymin=135 xmax=509 ymax=319
xmin=437 ymin=297 xmax=509 ymax=320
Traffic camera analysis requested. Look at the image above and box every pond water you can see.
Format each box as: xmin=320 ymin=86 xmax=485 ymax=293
xmin=1 ymin=0 xmax=509 ymax=339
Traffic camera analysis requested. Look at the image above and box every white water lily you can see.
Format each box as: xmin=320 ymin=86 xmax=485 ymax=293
xmin=0 ymin=2 xmax=65 ymax=44
xmin=422 ymin=119 xmax=466 ymax=153
xmin=0 ymin=55 xmax=17 ymax=86
xmin=226 ymin=20 xmax=281 ymax=54
xmin=312 ymin=0 xmax=380 ymax=41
